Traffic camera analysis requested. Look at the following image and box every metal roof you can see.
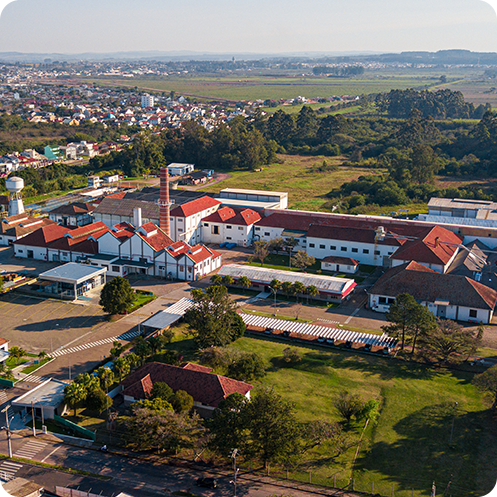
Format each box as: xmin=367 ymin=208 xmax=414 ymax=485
xmin=13 ymin=378 xmax=68 ymax=408
xmin=39 ymin=263 xmax=107 ymax=284
xmin=141 ymin=298 xmax=193 ymax=330
xmin=218 ymin=264 xmax=355 ymax=294
xmin=417 ymin=214 xmax=497 ymax=229
xmin=240 ymin=313 xmax=397 ymax=347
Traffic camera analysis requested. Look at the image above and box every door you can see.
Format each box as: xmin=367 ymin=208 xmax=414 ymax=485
xmin=437 ymin=305 xmax=447 ymax=318
xmin=27 ymin=250 xmax=34 ymax=259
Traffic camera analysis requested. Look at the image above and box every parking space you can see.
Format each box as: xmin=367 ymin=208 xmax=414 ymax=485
xmin=0 ymin=246 xmax=60 ymax=276
xmin=0 ymin=293 xmax=106 ymax=353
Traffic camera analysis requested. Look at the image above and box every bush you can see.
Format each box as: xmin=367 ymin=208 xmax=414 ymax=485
xmin=86 ymin=387 xmax=110 ymax=414
xmin=282 ymin=347 xmax=302 ymax=364
xmin=170 ymin=390 xmax=194 ymax=413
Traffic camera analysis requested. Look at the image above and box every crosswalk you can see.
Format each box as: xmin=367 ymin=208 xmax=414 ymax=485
xmin=14 ymin=439 xmax=47 ymax=460
xmin=48 ymin=329 xmax=140 ymax=359
xmin=317 ymin=318 xmax=342 ymax=325
xmin=21 ymin=374 xmax=50 ymax=385
xmin=0 ymin=461 xmax=22 ymax=482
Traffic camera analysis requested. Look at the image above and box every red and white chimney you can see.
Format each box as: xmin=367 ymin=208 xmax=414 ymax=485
xmin=159 ymin=166 xmax=171 ymax=237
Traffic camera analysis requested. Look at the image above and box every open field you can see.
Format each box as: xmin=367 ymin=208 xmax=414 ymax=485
xmin=162 ymin=327 xmax=497 ymax=497
xmin=201 ymin=154 xmax=381 ymax=211
xmin=89 ymin=75 xmax=442 ymax=102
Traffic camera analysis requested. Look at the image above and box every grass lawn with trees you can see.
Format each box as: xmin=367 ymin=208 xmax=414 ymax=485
xmin=202 ymin=154 xmax=383 ymax=212
xmin=160 ymin=324 xmax=496 ymax=497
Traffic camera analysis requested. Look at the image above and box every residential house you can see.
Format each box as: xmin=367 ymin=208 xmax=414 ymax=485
xmin=48 ymin=202 xmax=95 ymax=227
xmin=0 ymin=214 xmax=57 ymax=246
xmin=119 ymin=361 xmax=253 ymax=417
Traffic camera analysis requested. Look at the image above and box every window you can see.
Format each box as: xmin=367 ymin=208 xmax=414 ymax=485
xmin=178 ymin=229 xmax=183 ymax=232
xmin=238 ymin=227 xmax=243 ymax=231
xmin=264 ymin=232 xmax=270 ymax=236
xmin=179 ymin=265 xmax=184 ymax=271
xmin=319 ymin=244 xmax=325 ymax=249
xmin=227 ymin=225 xmax=232 ymax=229
xmin=203 ymin=223 xmax=208 ymax=227
xmin=309 ymin=243 xmax=315 ymax=248
xmin=374 ymin=250 xmax=380 ymax=255
xmin=227 ymin=237 xmax=232 ymax=240
xmin=379 ymin=297 xmax=387 ymax=304
xmin=469 ymin=309 xmax=478 ymax=318
xmin=388 ymin=252 xmax=393 ymax=255
xmin=363 ymin=249 xmax=369 ymax=254
xmin=255 ymin=227 xmax=260 ymax=231
xmin=188 ymin=267 xmax=192 ymax=273
xmin=17 ymin=249 xmax=23 ymax=253
xmin=341 ymin=247 xmax=347 ymax=252
xmin=212 ymin=226 xmax=219 ymax=235
xmin=330 ymin=245 xmax=336 ymax=250
xmin=351 ymin=248 xmax=358 ymax=253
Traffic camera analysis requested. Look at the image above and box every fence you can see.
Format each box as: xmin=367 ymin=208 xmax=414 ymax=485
xmin=0 ymin=378 xmax=14 ymax=388
xmin=54 ymin=415 xmax=95 ymax=441
xmin=56 ymin=487 xmax=106 ymax=497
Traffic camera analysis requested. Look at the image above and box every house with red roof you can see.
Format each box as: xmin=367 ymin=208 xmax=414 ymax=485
xmin=201 ymin=206 xmax=261 ymax=247
xmin=119 ymin=361 xmax=253 ymax=417
xmin=13 ymin=221 xmax=110 ymax=263
xmin=369 ymin=261 xmax=497 ymax=323
xmin=0 ymin=214 xmax=56 ymax=246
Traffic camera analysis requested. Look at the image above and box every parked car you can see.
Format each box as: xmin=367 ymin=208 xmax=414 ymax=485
xmin=325 ymin=338 xmax=335 ymax=345
xmin=196 ymin=477 xmax=217 ymax=489
xmin=264 ymin=327 xmax=274 ymax=335
xmin=317 ymin=336 xmax=325 ymax=343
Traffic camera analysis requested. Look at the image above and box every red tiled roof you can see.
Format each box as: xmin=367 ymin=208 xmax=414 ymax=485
xmin=186 ymin=245 xmax=218 ymax=264
xmin=47 ymin=202 xmax=94 ymax=216
xmin=202 ymin=206 xmax=261 ymax=226
xmin=106 ymin=191 xmax=127 ymax=199
xmin=370 ymin=261 xmax=497 ymax=310
xmin=120 ymin=362 xmax=252 ymax=408
xmin=136 ymin=224 xmax=174 ymax=252
xmin=390 ymin=225 xmax=462 ymax=266
xmin=322 ymin=256 xmax=360 ymax=266
xmin=181 ymin=363 xmax=213 ymax=373
xmin=170 ymin=196 xmax=221 ymax=218
xmin=167 ymin=241 xmax=191 ymax=258
xmin=14 ymin=224 xmax=69 ymax=246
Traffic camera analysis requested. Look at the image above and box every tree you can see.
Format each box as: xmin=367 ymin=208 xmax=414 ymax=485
xmin=150 ymin=382 xmax=173 ymax=401
xmin=9 ymin=346 xmax=26 ymax=360
xmin=110 ymin=341 xmax=124 ymax=358
xmin=282 ymin=347 xmax=302 ymax=365
xmin=113 ymin=357 xmax=131 ymax=382
xmin=99 ymin=277 xmax=136 ymax=315
xmin=185 ymin=285 xmax=245 ymax=348
xmin=134 ymin=336 xmax=152 ymax=361
xmin=97 ymin=366 xmax=115 ymax=392
xmin=170 ymin=390 xmax=194 ymax=413
xmin=238 ymin=276 xmax=251 ymax=294
xmin=64 ymin=382 xmax=86 ymax=417
xmin=473 ymin=366 xmax=497 ymax=410
xmin=228 ymin=352 xmax=266 ymax=381
xmin=245 ymin=388 xmax=301 ymax=469
xmin=221 ymin=275 xmax=234 ymax=287
xmin=284 ymin=238 xmax=299 ymax=267
xmin=208 ymin=392 xmax=249 ymax=457
xmin=292 ymin=281 xmax=306 ymax=303
xmin=382 ymin=293 xmax=418 ymax=350
xmin=333 ymin=391 xmax=365 ymax=425
xmin=210 ymin=274 xmax=222 ymax=285
xmin=291 ymin=251 xmax=315 ymax=271
xmin=408 ymin=303 xmax=438 ymax=355
xmin=281 ymin=281 xmax=294 ymax=298
xmin=306 ymin=285 xmax=319 ymax=303
xmin=38 ymin=351 xmax=48 ymax=360
xmin=86 ymin=387 xmax=110 ymax=414
xmin=253 ymin=241 xmax=270 ymax=266
xmin=419 ymin=319 xmax=479 ymax=364
xmin=134 ymin=398 xmax=174 ymax=412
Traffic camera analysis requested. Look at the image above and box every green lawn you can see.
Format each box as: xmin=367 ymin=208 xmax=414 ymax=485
xmin=6 ymin=357 xmax=27 ymax=368
xmin=161 ymin=329 xmax=496 ymax=497
xmin=203 ymin=155 xmax=380 ymax=212
xmin=21 ymin=358 xmax=51 ymax=375
xmin=128 ymin=291 xmax=156 ymax=313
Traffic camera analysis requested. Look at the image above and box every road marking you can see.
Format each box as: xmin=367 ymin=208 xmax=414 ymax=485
xmin=41 ymin=445 xmax=61 ymax=462
xmin=345 ymin=308 xmax=360 ymax=324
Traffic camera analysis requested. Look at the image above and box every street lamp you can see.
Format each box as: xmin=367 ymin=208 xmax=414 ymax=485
xmin=230 ymin=448 xmax=240 ymax=497
xmin=2 ymin=407 xmax=12 ymax=458
xmin=269 ymin=287 xmax=278 ymax=316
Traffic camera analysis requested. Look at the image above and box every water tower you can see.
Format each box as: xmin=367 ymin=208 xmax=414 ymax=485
xmin=6 ymin=176 xmax=25 ymax=216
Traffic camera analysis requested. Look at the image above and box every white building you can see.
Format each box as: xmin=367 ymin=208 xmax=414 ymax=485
xmin=167 ymin=163 xmax=195 ymax=176
xmin=201 ymin=206 xmax=261 ymax=247
xmin=368 ymin=261 xmax=497 ymax=324
xmin=141 ymin=94 xmax=154 ymax=108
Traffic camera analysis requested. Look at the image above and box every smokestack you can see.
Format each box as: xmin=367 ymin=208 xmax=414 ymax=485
xmin=160 ymin=166 xmax=171 ymax=237
xmin=133 ymin=207 xmax=142 ymax=228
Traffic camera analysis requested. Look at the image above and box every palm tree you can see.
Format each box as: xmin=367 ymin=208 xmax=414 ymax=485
xmin=281 ymin=281 xmax=294 ymax=299
xmin=293 ymin=281 xmax=306 ymax=303
xmin=269 ymin=279 xmax=281 ymax=312
xmin=306 ymin=285 xmax=319 ymax=304
xmin=113 ymin=357 xmax=131 ymax=382
xmin=238 ymin=276 xmax=251 ymax=294
xmin=221 ymin=275 xmax=234 ymax=287
xmin=210 ymin=274 xmax=222 ymax=285
xmin=125 ymin=352 xmax=140 ymax=370
xmin=38 ymin=351 xmax=48 ymax=360
xmin=64 ymin=383 xmax=86 ymax=417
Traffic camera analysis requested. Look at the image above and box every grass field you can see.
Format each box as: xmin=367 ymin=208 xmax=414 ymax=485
xmin=90 ymin=75 xmax=440 ymax=102
xmin=162 ymin=326 xmax=496 ymax=497
xmin=203 ymin=155 xmax=380 ymax=211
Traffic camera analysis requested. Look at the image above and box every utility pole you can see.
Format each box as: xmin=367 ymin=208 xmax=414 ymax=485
xmin=230 ymin=448 xmax=239 ymax=497
xmin=4 ymin=408 xmax=12 ymax=458
xmin=31 ymin=401 xmax=36 ymax=437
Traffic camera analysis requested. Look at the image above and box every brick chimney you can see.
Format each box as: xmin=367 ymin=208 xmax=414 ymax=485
xmin=159 ymin=166 xmax=171 ymax=237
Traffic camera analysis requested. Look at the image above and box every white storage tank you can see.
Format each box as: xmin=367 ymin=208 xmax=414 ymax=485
xmin=6 ymin=176 xmax=24 ymax=193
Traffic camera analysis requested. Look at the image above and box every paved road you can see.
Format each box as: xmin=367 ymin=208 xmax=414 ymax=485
xmin=0 ymin=432 xmax=356 ymax=497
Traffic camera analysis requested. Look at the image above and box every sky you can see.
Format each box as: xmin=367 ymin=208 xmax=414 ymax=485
xmin=0 ymin=0 xmax=496 ymax=54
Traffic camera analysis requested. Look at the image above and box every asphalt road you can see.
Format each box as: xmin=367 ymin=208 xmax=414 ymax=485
xmin=0 ymin=432 xmax=353 ymax=497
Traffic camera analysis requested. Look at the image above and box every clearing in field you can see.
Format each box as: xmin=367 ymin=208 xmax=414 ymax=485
xmin=201 ymin=154 xmax=380 ymax=211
